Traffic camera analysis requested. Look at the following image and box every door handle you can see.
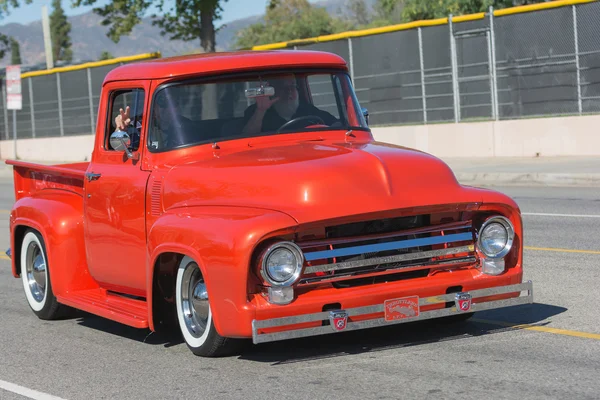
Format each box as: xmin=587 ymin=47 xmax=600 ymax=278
xmin=85 ymin=172 xmax=102 ymax=182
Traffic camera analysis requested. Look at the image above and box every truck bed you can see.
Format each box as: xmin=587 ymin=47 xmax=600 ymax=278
xmin=5 ymin=160 xmax=89 ymax=201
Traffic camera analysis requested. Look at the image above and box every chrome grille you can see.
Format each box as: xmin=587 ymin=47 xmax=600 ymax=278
xmin=298 ymin=220 xmax=476 ymax=286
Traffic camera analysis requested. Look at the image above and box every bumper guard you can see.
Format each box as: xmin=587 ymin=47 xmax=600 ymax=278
xmin=252 ymin=281 xmax=533 ymax=344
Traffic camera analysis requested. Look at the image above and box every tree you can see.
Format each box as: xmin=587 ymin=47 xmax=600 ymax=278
xmin=10 ymin=38 xmax=21 ymax=64
xmin=71 ymin=0 xmax=228 ymax=53
xmin=388 ymin=0 xmax=549 ymax=22
xmin=0 ymin=0 xmax=33 ymax=60
xmin=99 ymin=51 xmax=114 ymax=60
xmin=373 ymin=0 xmax=403 ymax=23
xmin=50 ymin=0 xmax=73 ymax=63
xmin=234 ymin=0 xmax=340 ymax=49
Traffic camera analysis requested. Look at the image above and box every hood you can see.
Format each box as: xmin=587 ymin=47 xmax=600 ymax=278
xmin=161 ymin=140 xmax=483 ymax=224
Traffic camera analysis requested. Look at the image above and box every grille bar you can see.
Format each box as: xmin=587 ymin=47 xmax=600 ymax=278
xmin=304 ymin=245 xmax=474 ymax=274
xmin=299 ymin=221 xmax=473 ymax=250
xmin=299 ymin=257 xmax=475 ymax=285
xmin=303 ymin=232 xmax=473 ymax=261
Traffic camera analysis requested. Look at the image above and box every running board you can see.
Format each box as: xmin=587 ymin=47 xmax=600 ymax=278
xmin=57 ymin=288 xmax=149 ymax=329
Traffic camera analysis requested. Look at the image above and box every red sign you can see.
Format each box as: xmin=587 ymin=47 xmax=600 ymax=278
xmin=384 ymin=296 xmax=420 ymax=321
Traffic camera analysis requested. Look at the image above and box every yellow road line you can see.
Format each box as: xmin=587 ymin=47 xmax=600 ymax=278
xmin=473 ymin=318 xmax=600 ymax=340
xmin=0 ymin=210 xmax=10 ymax=214
xmin=0 ymin=254 xmax=10 ymax=261
xmin=525 ymin=246 xmax=600 ymax=255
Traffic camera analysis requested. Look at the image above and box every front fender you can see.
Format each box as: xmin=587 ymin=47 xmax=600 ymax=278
xmin=9 ymin=190 xmax=97 ymax=297
xmin=147 ymin=206 xmax=298 ymax=336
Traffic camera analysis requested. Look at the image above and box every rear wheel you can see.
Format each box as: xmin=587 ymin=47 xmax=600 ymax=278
xmin=20 ymin=229 xmax=68 ymax=320
xmin=175 ymin=256 xmax=243 ymax=357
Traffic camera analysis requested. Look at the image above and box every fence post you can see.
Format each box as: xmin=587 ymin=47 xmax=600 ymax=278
xmin=87 ymin=68 xmax=95 ymax=134
xmin=348 ymin=38 xmax=355 ymax=84
xmin=57 ymin=72 xmax=64 ymax=136
xmin=449 ymin=14 xmax=460 ymax=123
xmin=573 ymin=5 xmax=582 ymax=115
xmin=418 ymin=27 xmax=427 ymax=124
xmin=28 ymin=77 xmax=36 ymax=138
xmin=2 ymin=84 xmax=8 ymax=141
xmin=489 ymin=6 xmax=499 ymax=121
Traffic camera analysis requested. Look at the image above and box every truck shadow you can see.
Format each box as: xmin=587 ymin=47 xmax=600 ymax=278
xmin=238 ymin=302 xmax=567 ymax=364
xmin=71 ymin=302 xmax=566 ymax=361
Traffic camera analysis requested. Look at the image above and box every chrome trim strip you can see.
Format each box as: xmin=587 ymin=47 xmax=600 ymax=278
xmin=304 ymin=232 xmax=473 ymax=261
xmin=299 ymin=257 xmax=476 ymax=285
xmin=299 ymin=221 xmax=473 ymax=250
xmin=304 ymin=245 xmax=474 ymax=274
xmin=252 ymin=281 xmax=533 ymax=344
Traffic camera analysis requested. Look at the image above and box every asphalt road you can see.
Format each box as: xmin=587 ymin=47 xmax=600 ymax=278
xmin=0 ymin=178 xmax=599 ymax=400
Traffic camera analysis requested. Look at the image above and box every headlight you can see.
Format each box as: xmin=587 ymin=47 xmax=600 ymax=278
xmin=260 ymin=241 xmax=304 ymax=287
xmin=477 ymin=216 xmax=514 ymax=258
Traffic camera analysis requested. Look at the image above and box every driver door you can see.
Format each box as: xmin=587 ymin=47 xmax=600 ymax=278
xmin=83 ymin=82 xmax=151 ymax=298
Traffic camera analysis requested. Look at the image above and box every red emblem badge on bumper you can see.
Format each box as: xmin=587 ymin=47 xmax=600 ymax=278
xmin=384 ymin=296 xmax=420 ymax=321
xmin=455 ymin=293 xmax=472 ymax=312
xmin=329 ymin=311 xmax=348 ymax=331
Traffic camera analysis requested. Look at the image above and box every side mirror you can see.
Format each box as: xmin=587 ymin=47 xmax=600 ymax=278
xmin=361 ymin=107 xmax=369 ymax=126
xmin=110 ymin=130 xmax=138 ymax=160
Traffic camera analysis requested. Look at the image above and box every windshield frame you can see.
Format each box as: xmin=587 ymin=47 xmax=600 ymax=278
xmin=145 ymin=67 xmax=369 ymax=154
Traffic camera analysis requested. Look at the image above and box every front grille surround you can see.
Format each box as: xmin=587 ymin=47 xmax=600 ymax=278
xmin=296 ymin=219 xmax=477 ymax=287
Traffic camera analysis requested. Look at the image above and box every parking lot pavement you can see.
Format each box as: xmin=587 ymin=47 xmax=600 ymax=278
xmin=0 ymin=178 xmax=599 ymax=400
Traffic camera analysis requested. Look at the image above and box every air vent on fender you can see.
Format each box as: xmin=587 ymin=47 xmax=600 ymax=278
xmin=151 ymin=179 xmax=162 ymax=216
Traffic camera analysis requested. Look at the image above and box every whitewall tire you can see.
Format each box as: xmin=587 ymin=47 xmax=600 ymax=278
xmin=175 ymin=256 xmax=244 ymax=357
xmin=20 ymin=229 xmax=67 ymax=320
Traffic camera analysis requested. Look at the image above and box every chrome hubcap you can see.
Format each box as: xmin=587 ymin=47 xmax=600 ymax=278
xmin=25 ymin=242 xmax=46 ymax=303
xmin=181 ymin=262 xmax=209 ymax=338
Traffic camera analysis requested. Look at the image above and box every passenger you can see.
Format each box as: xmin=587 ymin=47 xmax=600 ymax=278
xmin=241 ymin=74 xmax=337 ymax=135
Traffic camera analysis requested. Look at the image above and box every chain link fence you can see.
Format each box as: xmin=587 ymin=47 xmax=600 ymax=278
xmin=299 ymin=2 xmax=600 ymax=127
xmin=0 ymin=54 xmax=158 ymax=141
xmin=1 ymin=3 xmax=599 ymax=141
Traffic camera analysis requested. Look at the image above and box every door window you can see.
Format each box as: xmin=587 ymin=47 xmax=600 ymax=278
xmin=106 ymin=89 xmax=145 ymax=151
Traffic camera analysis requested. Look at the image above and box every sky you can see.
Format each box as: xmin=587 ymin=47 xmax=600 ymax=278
xmin=0 ymin=0 xmax=322 ymax=26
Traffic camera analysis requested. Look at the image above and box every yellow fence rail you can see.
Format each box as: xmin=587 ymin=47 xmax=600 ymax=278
xmin=251 ymin=0 xmax=597 ymax=51
xmin=20 ymin=51 xmax=162 ymax=79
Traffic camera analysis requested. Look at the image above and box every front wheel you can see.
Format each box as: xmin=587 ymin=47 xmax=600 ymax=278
xmin=20 ymin=229 xmax=69 ymax=320
xmin=175 ymin=256 xmax=243 ymax=357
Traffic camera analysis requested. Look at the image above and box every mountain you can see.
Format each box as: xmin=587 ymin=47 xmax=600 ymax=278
xmin=0 ymin=0 xmax=377 ymax=69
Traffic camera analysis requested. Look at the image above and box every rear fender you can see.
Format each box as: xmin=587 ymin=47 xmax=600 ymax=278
xmin=147 ymin=206 xmax=298 ymax=336
xmin=10 ymin=191 xmax=98 ymax=297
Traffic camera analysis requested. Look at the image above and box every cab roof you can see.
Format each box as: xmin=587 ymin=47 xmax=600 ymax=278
xmin=103 ymin=50 xmax=348 ymax=83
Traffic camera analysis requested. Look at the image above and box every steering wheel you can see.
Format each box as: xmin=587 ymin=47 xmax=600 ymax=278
xmin=276 ymin=115 xmax=326 ymax=133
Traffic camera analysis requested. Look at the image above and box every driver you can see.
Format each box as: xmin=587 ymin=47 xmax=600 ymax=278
xmin=241 ymin=74 xmax=337 ymax=135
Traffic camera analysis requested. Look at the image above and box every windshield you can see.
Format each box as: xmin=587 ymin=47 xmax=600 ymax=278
xmin=147 ymin=70 xmax=368 ymax=152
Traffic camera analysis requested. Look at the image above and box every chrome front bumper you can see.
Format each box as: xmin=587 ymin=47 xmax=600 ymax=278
xmin=252 ymin=281 xmax=533 ymax=344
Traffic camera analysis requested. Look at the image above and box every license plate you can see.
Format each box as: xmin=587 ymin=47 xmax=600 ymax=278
xmin=384 ymin=296 xmax=420 ymax=322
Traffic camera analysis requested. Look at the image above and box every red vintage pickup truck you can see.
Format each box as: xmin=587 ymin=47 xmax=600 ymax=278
xmin=5 ymin=50 xmax=533 ymax=357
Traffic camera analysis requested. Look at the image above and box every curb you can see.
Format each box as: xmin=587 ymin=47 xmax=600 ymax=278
xmin=455 ymin=172 xmax=600 ymax=187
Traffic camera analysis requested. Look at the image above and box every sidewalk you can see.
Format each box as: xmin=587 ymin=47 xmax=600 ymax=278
xmin=443 ymin=156 xmax=600 ymax=187
xmin=1 ymin=156 xmax=599 ymax=187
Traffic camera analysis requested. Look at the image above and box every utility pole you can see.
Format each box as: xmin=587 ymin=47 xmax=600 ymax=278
xmin=42 ymin=5 xmax=54 ymax=69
